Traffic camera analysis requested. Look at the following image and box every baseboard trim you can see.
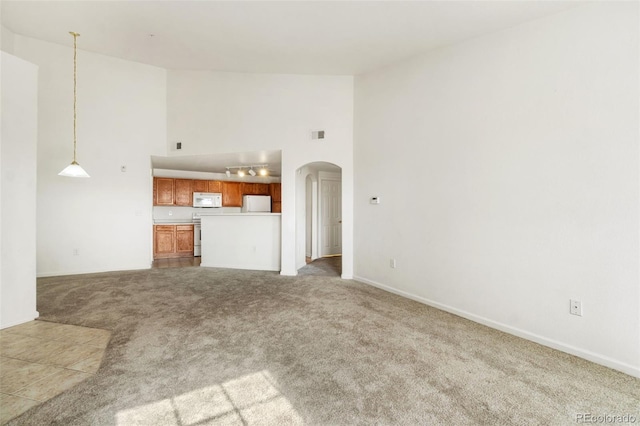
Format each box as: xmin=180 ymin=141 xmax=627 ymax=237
xmin=37 ymin=265 xmax=151 ymax=278
xmin=1 ymin=311 xmax=40 ymax=329
xmin=353 ymin=275 xmax=640 ymax=379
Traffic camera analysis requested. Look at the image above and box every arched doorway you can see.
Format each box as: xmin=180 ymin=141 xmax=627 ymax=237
xmin=295 ymin=162 xmax=342 ymax=277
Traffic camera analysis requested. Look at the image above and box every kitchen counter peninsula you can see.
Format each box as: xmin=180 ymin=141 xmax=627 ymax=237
xmin=200 ymin=213 xmax=281 ymax=271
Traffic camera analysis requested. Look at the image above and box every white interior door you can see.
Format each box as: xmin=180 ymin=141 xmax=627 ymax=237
xmin=321 ymin=179 xmax=342 ymax=256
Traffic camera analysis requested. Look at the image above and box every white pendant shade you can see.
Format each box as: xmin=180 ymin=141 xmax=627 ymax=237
xmin=59 ymin=161 xmax=90 ymax=178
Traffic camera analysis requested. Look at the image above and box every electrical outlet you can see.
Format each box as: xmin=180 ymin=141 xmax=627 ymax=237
xmin=390 ymin=258 xmax=396 ymax=269
xmin=570 ymin=299 xmax=582 ymax=316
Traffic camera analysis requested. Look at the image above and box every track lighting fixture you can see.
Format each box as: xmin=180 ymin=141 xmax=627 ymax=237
xmin=224 ymin=164 xmax=269 ymax=177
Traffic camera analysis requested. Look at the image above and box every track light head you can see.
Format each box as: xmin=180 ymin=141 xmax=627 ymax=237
xmin=237 ymin=169 xmax=245 ymax=177
xmin=225 ymin=169 xmax=231 ymax=178
xmin=248 ymin=168 xmax=256 ymax=176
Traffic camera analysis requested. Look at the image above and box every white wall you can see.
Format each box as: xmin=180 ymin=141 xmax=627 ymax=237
xmin=1 ymin=52 xmax=39 ymax=328
xmin=167 ymin=71 xmax=354 ymax=277
xmin=354 ymin=3 xmax=639 ymax=376
xmin=12 ymin=35 xmax=167 ymax=276
xmin=1 ymin=25 xmax=15 ymax=54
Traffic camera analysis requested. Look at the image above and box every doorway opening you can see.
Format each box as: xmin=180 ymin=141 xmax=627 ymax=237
xmin=296 ymin=162 xmax=342 ymax=277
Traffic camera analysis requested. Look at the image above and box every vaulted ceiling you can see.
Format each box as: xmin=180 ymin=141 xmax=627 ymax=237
xmin=2 ymin=1 xmax=576 ymax=75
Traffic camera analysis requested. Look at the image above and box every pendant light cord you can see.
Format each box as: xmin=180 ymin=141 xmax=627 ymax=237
xmin=70 ymin=31 xmax=79 ymax=164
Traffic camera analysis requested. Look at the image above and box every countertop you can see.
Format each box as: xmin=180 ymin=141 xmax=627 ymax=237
xmin=154 ymin=213 xmax=281 ymax=225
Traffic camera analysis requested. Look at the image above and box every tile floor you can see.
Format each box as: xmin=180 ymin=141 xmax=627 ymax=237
xmin=0 ymin=321 xmax=111 ymax=424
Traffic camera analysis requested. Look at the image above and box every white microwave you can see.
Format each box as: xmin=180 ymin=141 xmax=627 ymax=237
xmin=193 ymin=192 xmax=222 ymax=208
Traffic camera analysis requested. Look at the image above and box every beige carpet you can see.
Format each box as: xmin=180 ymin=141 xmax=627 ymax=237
xmin=9 ymin=267 xmax=639 ymax=425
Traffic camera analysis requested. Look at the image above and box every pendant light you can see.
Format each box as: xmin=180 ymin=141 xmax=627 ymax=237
xmin=59 ymin=31 xmax=90 ymax=178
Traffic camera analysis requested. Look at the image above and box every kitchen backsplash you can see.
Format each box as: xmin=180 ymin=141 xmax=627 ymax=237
xmin=153 ymin=206 xmax=241 ymax=221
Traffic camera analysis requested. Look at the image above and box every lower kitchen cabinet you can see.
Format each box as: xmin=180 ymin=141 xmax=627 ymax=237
xmin=176 ymin=225 xmax=194 ymax=255
xmin=154 ymin=226 xmax=175 ymax=257
xmin=153 ymin=224 xmax=194 ymax=259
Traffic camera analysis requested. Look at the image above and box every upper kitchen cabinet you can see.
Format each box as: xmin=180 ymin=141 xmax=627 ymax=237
xmin=154 ymin=177 xmax=192 ymax=206
xmin=270 ymin=183 xmax=282 ymax=213
xmin=243 ymin=183 xmax=270 ymax=196
xmin=174 ymin=179 xmax=193 ymax=206
xmin=154 ymin=178 xmax=175 ymax=206
xmin=222 ymin=182 xmax=243 ymax=207
xmin=208 ymin=180 xmax=223 ymax=193
xmin=154 ymin=177 xmax=281 ymax=209
xmin=269 ymin=183 xmax=281 ymax=201
xmin=193 ymin=180 xmax=208 ymax=193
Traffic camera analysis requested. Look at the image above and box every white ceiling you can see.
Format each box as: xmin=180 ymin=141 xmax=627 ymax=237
xmin=2 ymin=1 xmax=577 ymax=76
xmin=3 ymin=0 xmax=577 ymax=174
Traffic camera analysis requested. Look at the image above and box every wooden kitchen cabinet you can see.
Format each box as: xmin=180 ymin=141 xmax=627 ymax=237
xmin=193 ymin=180 xmax=208 ymax=193
xmin=208 ymin=180 xmax=223 ymax=193
xmin=153 ymin=224 xmax=194 ymax=259
xmin=269 ymin=183 xmax=281 ymax=201
xmin=153 ymin=177 xmax=275 ymax=208
xmin=154 ymin=225 xmax=176 ymax=257
xmin=176 ymin=225 xmax=194 ymax=254
xmin=154 ymin=178 xmax=175 ymax=206
xmin=270 ymin=183 xmax=282 ymax=213
xmin=243 ymin=183 xmax=270 ymax=195
xmin=174 ymin=179 xmax=193 ymax=206
xmin=222 ymin=182 xmax=243 ymax=207
xmin=242 ymin=183 xmax=255 ymax=195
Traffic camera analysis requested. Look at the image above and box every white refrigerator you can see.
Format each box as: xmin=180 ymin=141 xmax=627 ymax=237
xmin=241 ymin=195 xmax=272 ymax=213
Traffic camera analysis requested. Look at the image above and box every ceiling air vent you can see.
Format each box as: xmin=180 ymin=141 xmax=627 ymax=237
xmin=311 ymin=130 xmax=325 ymax=140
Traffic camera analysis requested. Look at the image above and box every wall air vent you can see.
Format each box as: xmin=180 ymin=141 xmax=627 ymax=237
xmin=311 ymin=130 xmax=325 ymax=140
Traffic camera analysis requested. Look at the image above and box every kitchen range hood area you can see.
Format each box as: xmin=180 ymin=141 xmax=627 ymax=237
xmin=151 ymin=151 xmax=282 ymax=271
